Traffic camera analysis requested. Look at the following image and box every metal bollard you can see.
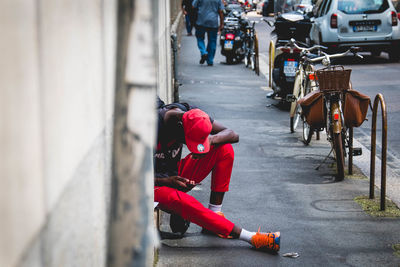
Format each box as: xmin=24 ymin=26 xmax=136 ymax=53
xmin=369 ymin=93 xmax=387 ymax=210
xmin=171 ymin=33 xmax=179 ymax=102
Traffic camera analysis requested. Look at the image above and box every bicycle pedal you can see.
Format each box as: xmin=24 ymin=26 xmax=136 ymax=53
xmin=352 ymin=147 xmax=362 ymax=156
xmin=286 ymin=94 xmax=296 ymax=102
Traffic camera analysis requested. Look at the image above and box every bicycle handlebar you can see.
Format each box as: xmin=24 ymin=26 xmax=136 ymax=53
xmin=278 ymin=38 xmax=327 ymax=54
xmin=305 ymin=46 xmax=363 ymax=65
xmin=291 ymin=39 xmax=327 ymax=54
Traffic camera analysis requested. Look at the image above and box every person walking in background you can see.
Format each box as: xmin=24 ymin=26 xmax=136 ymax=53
xmin=154 ymin=98 xmax=281 ymax=253
xmin=193 ymin=0 xmax=224 ymax=66
xmin=182 ymin=0 xmax=196 ymax=35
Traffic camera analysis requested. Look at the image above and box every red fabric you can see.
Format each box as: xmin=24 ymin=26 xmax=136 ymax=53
xmin=154 ymin=144 xmax=235 ymax=236
xmin=178 ymin=144 xmax=234 ymax=192
xmin=155 ymin=186 xmax=234 ymax=236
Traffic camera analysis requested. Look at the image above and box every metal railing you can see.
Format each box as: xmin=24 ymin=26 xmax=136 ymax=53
xmin=369 ymin=93 xmax=388 ymax=210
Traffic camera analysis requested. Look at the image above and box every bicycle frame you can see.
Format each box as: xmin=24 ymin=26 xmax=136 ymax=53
xmin=289 ymin=49 xmax=318 ymax=135
xmin=320 ymin=81 xmax=348 ymax=180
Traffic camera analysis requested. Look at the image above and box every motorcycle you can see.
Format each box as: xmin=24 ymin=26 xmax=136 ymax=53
xmin=220 ymin=8 xmax=248 ymax=64
xmin=265 ymin=11 xmax=312 ymax=104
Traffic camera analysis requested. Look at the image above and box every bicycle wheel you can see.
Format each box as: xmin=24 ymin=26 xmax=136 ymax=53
xmin=333 ymin=132 xmax=345 ymax=181
xmin=290 ymin=73 xmax=302 ymax=133
xmin=251 ymin=51 xmax=256 ymax=71
xmin=302 ymin=121 xmax=313 ymax=145
xmin=254 ymin=33 xmax=260 ymax=75
xmin=269 ymin=40 xmax=275 ymax=87
xmin=290 ymin=103 xmax=302 ymax=133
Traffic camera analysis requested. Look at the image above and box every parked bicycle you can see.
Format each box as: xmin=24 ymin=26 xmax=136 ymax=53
xmin=244 ymin=21 xmax=258 ymax=72
xmin=288 ymin=39 xmax=326 ymax=135
xmin=297 ymin=47 xmax=367 ymax=181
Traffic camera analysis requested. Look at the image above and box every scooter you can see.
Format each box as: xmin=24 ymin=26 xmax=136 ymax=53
xmin=220 ymin=9 xmax=247 ymax=64
xmin=265 ymin=11 xmax=312 ymax=104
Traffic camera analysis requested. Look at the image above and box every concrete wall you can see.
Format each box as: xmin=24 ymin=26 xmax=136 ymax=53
xmin=157 ymin=0 xmax=183 ymax=104
xmin=157 ymin=0 xmax=173 ymax=103
xmin=0 ymin=0 xmax=116 ymax=266
xmin=0 ymin=0 xmax=177 ymax=265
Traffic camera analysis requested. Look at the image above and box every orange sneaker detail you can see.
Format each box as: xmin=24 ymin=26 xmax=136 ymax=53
xmin=250 ymin=229 xmax=280 ymax=252
xmin=215 ymin=211 xmax=225 ymax=217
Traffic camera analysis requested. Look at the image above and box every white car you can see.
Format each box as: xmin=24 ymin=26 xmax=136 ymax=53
xmin=294 ymin=0 xmax=313 ymax=14
xmin=310 ymin=0 xmax=400 ymax=61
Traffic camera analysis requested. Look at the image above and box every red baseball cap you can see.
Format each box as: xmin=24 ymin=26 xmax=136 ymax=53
xmin=182 ymin=109 xmax=212 ymax=154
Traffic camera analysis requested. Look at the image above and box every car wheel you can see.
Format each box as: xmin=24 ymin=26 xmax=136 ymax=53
xmin=371 ymin=50 xmax=381 ymax=57
xmin=389 ymin=47 xmax=400 ymax=62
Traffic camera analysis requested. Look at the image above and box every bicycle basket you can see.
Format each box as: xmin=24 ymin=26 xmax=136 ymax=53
xmin=315 ymin=66 xmax=352 ymax=91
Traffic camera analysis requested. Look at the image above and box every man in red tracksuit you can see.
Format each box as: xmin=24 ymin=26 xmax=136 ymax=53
xmin=154 ymin=100 xmax=280 ymax=252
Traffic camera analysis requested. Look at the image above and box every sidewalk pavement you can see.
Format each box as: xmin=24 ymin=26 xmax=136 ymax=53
xmin=156 ymin=30 xmax=400 ymax=266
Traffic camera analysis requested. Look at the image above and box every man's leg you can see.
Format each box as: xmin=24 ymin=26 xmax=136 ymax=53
xmin=155 ymin=186 xmax=234 ymax=236
xmin=155 ymin=186 xmax=281 ymax=252
xmin=189 ymin=15 xmax=195 ymax=33
xmin=206 ymin=27 xmax=218 ymax=65
xmin=195 ymin=25 xmax=208 ymax=64
xmin=185 ymin=15 xmax=192 ymax=35
xmin=178 ymin=144 xmax=234 ymax=205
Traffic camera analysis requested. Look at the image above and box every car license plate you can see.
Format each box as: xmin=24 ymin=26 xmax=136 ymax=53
xmin=224 ymin=40 xmax=233 ymax=50
xmin=353 ymin=25 xmax=377 ymax=32
xmin=283 ymin=61 xmax=298 ymax=77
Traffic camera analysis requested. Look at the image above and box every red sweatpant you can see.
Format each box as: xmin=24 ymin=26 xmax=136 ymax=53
xmin=155 ymin=144 xmax=235 ymax=236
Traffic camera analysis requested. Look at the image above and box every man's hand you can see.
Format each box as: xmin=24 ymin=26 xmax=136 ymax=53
xmin=219 ymin=10 xmax=224 ymax=33
xmin=218 ymin=24 xmax=224 ymax=33
xmin=158 ymin=176 xmax=198 ymax=191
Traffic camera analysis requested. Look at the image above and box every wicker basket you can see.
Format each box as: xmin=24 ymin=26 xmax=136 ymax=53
xmin=315 ymin=66 xmax=352 ymax=91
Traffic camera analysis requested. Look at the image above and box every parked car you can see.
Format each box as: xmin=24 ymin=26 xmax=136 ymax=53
xmin=393 ymin=0 xmax=400 ymax=19
xmin=294 ymin=0 xmax=314 ymax=14
xmin=310 ymin=0 xmax=400 ymax=61
xmin=256 ymin=0 xmax=274 ymax=16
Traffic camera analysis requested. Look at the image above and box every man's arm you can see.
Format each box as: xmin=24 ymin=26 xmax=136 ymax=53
xmin=209 ymin=120 xmax=239 ymax=145
xmin=182 ymin=0 xmax=187 ymax=14
xmin=218 ymin=9 xmax=224 ymax=32
xmin=155 ymin=176 xmax=196 ymax=190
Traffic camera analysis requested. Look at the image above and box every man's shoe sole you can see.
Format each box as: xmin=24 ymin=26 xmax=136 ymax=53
xmin=200 ymin=54 xmax=208 ymax=64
